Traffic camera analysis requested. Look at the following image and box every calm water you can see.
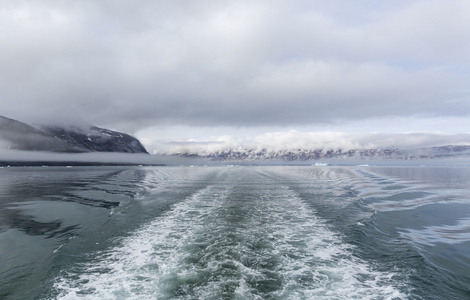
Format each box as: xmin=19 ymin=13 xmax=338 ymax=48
xmin=0 ymin=165 xmax=469 ymax=299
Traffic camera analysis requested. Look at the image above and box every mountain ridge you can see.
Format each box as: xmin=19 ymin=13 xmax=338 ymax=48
xmin=170 ymin=145 xmax=470 ymax=161
xmin=0 ymin=115 xmax=148 ymax=154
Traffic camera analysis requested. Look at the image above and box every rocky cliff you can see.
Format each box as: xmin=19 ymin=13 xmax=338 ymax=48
xmin=0 ymin=115 xmax=148 ymax=154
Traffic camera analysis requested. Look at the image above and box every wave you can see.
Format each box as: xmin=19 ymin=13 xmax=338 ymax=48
xmin=53 ymin=169 xmax=405 ymax=299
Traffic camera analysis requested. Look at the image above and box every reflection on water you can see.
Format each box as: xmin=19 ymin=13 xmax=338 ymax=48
xmin=353 ymin=167 xmax=470 ymax=294
xmin=0 ymin=167 xmax=148 ymax=300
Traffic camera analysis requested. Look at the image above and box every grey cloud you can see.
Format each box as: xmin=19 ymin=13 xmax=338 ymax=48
xmin=1 ymin=0 xmax=469 ymax=133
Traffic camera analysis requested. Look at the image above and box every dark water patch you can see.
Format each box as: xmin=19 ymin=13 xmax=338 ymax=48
xmin=381 ymin=184 xmax=409 ymax=190
xmin=352 ymin=167 xmax=470 ymax=299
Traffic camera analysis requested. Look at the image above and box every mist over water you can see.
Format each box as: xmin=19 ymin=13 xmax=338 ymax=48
xmin=1 ymin=165 xmax=469 ymax=299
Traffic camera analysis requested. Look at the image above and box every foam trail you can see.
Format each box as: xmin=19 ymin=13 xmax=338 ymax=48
xmin=53 ymin=168 xmax=406 ymax=299
xmin=54 ymin=185 xmax=228 ymax=299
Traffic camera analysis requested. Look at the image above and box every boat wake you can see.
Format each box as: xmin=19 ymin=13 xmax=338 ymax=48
xmin=53 ymin=169 xmax=405 ymax=299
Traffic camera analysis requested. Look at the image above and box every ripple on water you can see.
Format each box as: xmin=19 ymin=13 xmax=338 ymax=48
xmin=53 ymin=171 xmax=406 ymax=300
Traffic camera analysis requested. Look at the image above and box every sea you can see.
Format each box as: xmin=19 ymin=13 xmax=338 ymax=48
xmin=0 ymin=164 xmax=469 ymax=299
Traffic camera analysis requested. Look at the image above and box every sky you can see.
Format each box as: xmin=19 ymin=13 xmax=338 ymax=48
xmin=1 ymin=0 xmax=470 ymax=154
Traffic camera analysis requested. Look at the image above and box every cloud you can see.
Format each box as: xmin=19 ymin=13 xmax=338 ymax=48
xmin=146 ymin=129 xmax=470 ymax=156
xmin=0 ymin=149 xmax=181 ymax=165
xmin=0 ymin=0 xmax=469 ymax=134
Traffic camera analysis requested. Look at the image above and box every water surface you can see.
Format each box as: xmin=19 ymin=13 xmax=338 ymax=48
xmin=0 ymin=165 xmax=469 ymax=299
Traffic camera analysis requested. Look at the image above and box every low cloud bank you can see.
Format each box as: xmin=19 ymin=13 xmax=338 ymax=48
xmin=0 ymin=150 xmax=187 ymax=166
xmin=3 ymin=131 xmax=470 ymax=165
xmin=148 ymin=131 xmax=470 ymax=155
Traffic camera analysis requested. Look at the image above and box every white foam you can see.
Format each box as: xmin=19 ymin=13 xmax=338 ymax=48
xmin=245 ymin=185 xmax=405 ymax=299
xmin=54 ymin=185 xmax=230 ymax=299
xmin=53 ymin=168 xmax=407 ymax=299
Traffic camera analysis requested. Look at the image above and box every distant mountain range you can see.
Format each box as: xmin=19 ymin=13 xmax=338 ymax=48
xmin=0 ymin=115 xmax=148 ymax=154
xmin=172 ymin=145 xmax=470 ymax=161
xmin=2 ymin=115 xmax=470 ymax=165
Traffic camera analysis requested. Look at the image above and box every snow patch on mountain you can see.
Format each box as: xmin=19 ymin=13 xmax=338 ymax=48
xmin=147 ymin=130 xmax=470 ymax=161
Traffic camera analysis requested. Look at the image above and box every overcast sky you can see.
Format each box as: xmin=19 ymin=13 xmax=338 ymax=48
xmin=1 ymin=0 xmax=470 ymax=153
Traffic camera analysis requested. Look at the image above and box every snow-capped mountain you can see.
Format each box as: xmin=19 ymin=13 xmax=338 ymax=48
xmin=172 ymin=146 xmax=470 ymax=161
xmin=0 ymin=115 xmax=148 ymax=154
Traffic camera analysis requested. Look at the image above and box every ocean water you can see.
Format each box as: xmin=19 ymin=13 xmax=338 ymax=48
xmin=0 ymin=165 xmax=469 ymax=299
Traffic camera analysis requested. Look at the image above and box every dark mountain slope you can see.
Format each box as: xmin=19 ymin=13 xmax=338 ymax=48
xmin=0 ymin=115 xmax=148 ymax=154
xmin=40 ymin=125 xmax=148 ymax=153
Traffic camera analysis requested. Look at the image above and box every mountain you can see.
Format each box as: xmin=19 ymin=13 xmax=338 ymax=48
xmin=0 ymin=115 xmax=148 ymax=154
xmin=172 ymin=145 xmax=470 ymax=161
